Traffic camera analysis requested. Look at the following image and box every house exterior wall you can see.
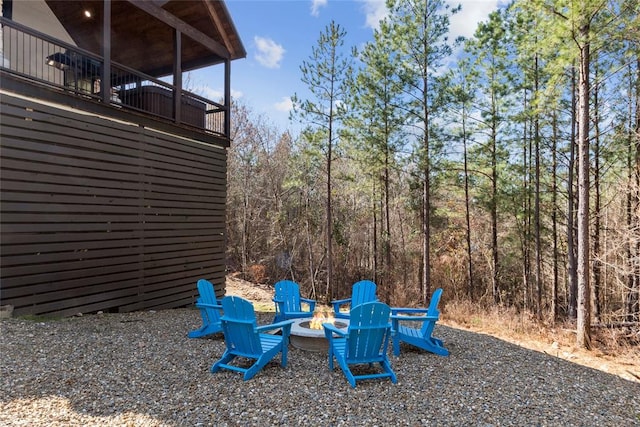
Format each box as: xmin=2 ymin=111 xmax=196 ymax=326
xmin=0 ymin=92 xmax=228 ymax=317
xmin=11 ymin=0 xmax=74 ymax=44
xmin=1 ymin=0 xmax=73 ymax=82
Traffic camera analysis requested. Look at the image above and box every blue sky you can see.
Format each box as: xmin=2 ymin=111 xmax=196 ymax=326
xmin=191 ymin=0 xmax=508 ymax=133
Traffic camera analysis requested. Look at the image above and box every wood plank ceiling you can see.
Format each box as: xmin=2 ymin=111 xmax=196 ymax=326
xmin=44 ymin=0 xmax=245 ymax=77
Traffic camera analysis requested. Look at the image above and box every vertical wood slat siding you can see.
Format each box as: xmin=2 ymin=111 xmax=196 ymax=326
xmin=0 ymin=94 xmax=227 ymax=317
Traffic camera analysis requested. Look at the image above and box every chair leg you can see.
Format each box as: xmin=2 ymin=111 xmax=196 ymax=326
xmin=327 ymin=348 xmax=335 ymax=370
xmin=211 ymin=351 xmax=234 ymax=373
xmin=339 ymin=362 xmax=357 ymax=388
xmin=392 ymin=336 xmax=401 ymax=356
xmin=188 ymin=325 xmax=207 ymax=338
xmin=281 ymin=341 xmax=288 ymax=367
xmin=244 ymin=363 xmax=262 ymax=381
xmin=189 ymin=323 xmax=221 ymax=339
xmin=381 ymin=359 xmax=397 ymax=384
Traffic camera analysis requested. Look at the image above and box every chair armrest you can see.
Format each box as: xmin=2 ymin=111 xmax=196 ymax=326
xmin=300 ymin=297 xmax=316 ymax=312
xmin=391 ymin=314 xmax=439 ymax=323
xmin=322 ymin=323 xmax=347 ymax=340
xmin=257 ymin=319 xmax=294 ymax=334
xmin=391 ymin=307 xmax=430 ymax=315
xmin=331 ymin=298 xmax=351 ymax=313
xmin=272 ymin=298 xmax=286 ymax=316
xmin=195 ymin=302 xmax=222 ymax=310
xmin=391 ymin=315 xmax=436 ymax=334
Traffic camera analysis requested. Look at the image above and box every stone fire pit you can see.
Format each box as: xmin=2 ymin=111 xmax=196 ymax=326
xmin=290 ymin=318 xmax=350 ymax=351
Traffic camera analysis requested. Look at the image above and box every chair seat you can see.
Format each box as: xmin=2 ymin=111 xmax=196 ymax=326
xmin=331 ymin=280 xmax=378 ymax=319
xmin=331 ymin=338 xmax=347 ymax=355
xmin=391 ymin=288 xmax=449 ymax=357
xmin=259 ymin=334 xmax=283 ymax=352
xmin=212 ymin=296 xmax=294 ymax=381
xmin=189 ymin=279 xmax=223 ymax=339
xmin=324 ymin=302 xmax=397 ymax=388
xmin=272 ymin=280 xmax=316 ymax=323
xmin=397 ymin=324 xmax=421 ymax=339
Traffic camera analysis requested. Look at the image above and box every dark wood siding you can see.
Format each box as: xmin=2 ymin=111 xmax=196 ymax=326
xmin=0 ymin=93 xmax=227 ymax=317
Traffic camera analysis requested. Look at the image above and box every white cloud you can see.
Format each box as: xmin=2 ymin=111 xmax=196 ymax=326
xmin=274 ymin=97 xmax=293 ymax=113
xmin=359 ymin=0 xmax=388 ymax=30
xmin=311 ymin=0 xmax=328 ymax=17
xmin=447 ymin=0 xmax=502 ymax=40
xmin=254 ymin=36 xmax=285 ymax=69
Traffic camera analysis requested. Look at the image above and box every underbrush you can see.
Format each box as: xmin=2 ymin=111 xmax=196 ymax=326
xmin=442 ymin=298 xmax=639 ymax=363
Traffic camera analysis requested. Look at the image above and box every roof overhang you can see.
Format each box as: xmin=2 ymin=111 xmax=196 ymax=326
xmin=44 ymin=0 xmax=246 ymax=77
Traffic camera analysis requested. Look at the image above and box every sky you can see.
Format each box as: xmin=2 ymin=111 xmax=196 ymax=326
xmin=191 ymin=0 xmax=509 ymax=134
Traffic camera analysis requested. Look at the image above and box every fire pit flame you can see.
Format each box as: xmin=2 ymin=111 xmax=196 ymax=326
xmin=309 ymin=309 xmax=335 ymax=330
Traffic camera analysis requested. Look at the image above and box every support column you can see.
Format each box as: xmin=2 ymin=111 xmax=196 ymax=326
xmin=173 ymin=29 xmax=182 ymax=124
xmin=101 ymin=0 xmax=111 ymax=103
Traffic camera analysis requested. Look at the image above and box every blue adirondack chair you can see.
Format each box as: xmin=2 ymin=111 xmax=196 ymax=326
xmin=323 ymin=301 xmax=397 ymax=388
xmin=188 ymin=279 xmax=223 ymax=338
xmin=391 ymin=288 xmax=449 ymax=356
xmin=272 ymin=280 xmax=317 ymax=323
xmin=212 ymin=296 xmax=294 ymax=381
xmin=331 ymin=280 xmax=378 ymax=319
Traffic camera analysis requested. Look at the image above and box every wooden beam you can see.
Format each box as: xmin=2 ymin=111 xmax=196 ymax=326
xmin=203 ymin=1 xmax=233 ymax=56
xmin=125 ymin=0 xmax=230 ymax=59
xmin=224 ymin=59 xmax=230 ymax=137
xmin=101 ymin=0 xmax=112 ymax=104
xmin=173 ymin=29 xmax=182 ymax=125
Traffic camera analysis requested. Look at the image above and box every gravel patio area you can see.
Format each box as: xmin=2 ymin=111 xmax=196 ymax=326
xmin=1 ymin=308 xmax=639 ymax=426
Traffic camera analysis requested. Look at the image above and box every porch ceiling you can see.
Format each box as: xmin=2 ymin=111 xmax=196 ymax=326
xmin=44 ymin=0 xmax=246 ymax=77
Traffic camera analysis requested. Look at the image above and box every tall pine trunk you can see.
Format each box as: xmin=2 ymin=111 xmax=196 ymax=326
xmin=568 ymin=64 xmax=578 ymax=319
xmin=627 ymin=58 xmax=640 ymax=321
xmin=422 ymin=75 xmax=432 ymax=305
xmin=384 ymin=128 xmax=392 ymax=297
xmin=551 ymin=111 xmax=559 ymax=323
xmin=491 ymin=92 xmax=499 ymax=305
xmin=534 ymin=53 xmax=543 ymax=320
xmin=326 ymin=106 xmax=334 ymax=300
xmin=462 ymin=104 xmax=474 ymax=300
xmin=522 ymin=91 xmax=531 ymax=310
xmin=576 ymin=24 xmax=591 ymax=349
xmin=592 ymin=64 xmax=602 ymax=322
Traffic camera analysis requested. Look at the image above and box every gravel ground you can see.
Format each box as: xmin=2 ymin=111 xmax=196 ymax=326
xmin=1 ymin=309 xmax=639 ymax=427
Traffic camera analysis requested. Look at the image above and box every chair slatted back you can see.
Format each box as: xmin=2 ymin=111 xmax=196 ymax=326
xmin=420 ymin=288 xmax=443 ymax=337
xmin=346 ymin=302 xmax=391 ymax=361
xmin=351 ymin=280 xmax=377 ymax=308
xmin=197 ymin=279 xmax=221 ymax=321
xmin=274 ymin=280 xmax=302 ymax=312
xmin=220 ymin=296 xmax=262 ymax=356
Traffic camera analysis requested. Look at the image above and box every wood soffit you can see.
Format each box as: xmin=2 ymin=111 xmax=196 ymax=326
xmin=44 ymin=0 xmax=246 ymax=77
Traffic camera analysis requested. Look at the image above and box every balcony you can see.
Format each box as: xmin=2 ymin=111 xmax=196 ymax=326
xmin=0 ymin=17 xmax=228 ymax=139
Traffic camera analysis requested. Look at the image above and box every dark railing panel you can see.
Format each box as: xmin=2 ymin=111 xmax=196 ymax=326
xmin=0 ymin=17 xmax=228 ymax=136
xmin=0 ymin=93 xmax=228 ymax=317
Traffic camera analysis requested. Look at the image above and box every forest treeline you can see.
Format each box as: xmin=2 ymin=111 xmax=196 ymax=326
xmin=224 ymin=0 xmax=640 ymax=348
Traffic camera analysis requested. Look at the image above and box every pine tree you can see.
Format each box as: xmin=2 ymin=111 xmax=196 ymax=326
xmin=291 ymin=21 xmax=351 ymax=300
xmin=383 ymin=0 xmax=459 ymax=304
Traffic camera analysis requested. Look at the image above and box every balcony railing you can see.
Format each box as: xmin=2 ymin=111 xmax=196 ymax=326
xmin=0 ymin=17 xmax=227 ymax=137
